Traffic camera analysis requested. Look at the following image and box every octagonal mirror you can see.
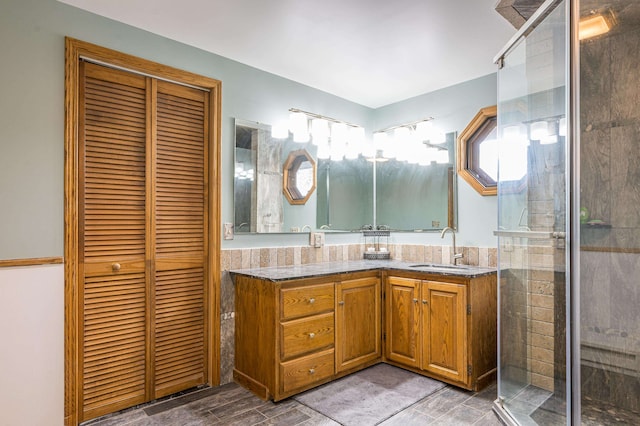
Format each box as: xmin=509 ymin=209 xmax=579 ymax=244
xmin=283 ymin=149 xmax=316 ymax=205
xmin=457 ymin=105 xmax=498 ymax=196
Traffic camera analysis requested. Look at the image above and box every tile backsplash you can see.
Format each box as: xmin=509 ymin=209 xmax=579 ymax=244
xmin=220 ymin=243 xmax=497 ymax=271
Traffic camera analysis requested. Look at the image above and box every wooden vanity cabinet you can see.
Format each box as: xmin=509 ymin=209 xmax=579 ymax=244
xmin=384 ymin=272 xmax=496 ymax=391
xmin=234 ymin=271 xmax=382 ymax=401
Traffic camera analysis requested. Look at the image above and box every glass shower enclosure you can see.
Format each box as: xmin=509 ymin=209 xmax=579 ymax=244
xmin=493 ymin=0 xmax=639 ymax=424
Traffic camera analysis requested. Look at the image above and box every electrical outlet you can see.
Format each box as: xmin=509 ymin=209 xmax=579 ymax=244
xmin=309 ymin=232 xmax=325 ymax=247
xmin=223 ymin=223 xmax=234 ymax=240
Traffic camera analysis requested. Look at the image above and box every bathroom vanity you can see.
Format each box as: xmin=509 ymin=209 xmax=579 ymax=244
xmin=231 ymin=260 xmax=497 ymax=401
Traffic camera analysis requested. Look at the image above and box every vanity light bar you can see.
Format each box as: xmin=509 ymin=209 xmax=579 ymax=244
xmin=288 ymin=108 xmax=362 ymax=129
xmin=373 ymin=117 xmax=434 ymax=135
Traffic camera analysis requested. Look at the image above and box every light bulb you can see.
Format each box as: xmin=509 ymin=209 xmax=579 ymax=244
xmin=394 ymin=126 xmax=410 ymax=143
xmin=349 ymin=126 xmax=365 ymax=144
xmin=289 ymin=112 xmax=308 ymax=134
xmin=271 ymin=121 xmax=289 ymax=139
xmin=311 ymin=118 xmax=329 ymax=146
xmin=373 ymin=132 xmax=388 ymax=149
xmin=316 ymin=143 xmax=330 ymax=159
xmin=331 ymin=122 xmax=348 ymax=145
xmin=415 ymin=121 xmax=432 ymax=141
xmin=579 ymin=14 xmax=611 ymax=41
xmin=530 ymin=121 xmax=548 ymax=141
xmin=293 ymin=131 xmax=310 ymax=143
xmin=558 ymin=117 xmax=567 ymax=137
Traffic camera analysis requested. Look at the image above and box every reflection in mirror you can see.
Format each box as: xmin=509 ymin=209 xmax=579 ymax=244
xmin=234 ymin=119 xmax=283 ymax=233
xmin=283 ymin=149 xmax=316 ymax=205
xmin=316 ymin=156 xmax=374 ymax=231
xmin=376 ymin=132 xmax=457 ymax=231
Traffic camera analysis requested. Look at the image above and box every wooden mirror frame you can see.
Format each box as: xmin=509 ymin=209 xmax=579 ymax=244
xmin=283 ymin=149 xmax=316 ymax=205
xmin=457 ymin=105 xmax=498 ymax=196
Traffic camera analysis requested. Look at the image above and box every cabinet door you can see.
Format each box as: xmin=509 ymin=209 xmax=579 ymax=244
xmin=422 ymin=281 xmax=467 ymax=384
xmin=336 ymin=277 xmax=381 ymax=372
xmin=385 ymin=276 xmax=420 ymax=368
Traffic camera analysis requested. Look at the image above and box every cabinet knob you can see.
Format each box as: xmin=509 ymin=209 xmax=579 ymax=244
xmin=112 ymin=263 xmax=121 ymax=272
xmin=413 ymin=298 xmax=418 ymax=304
xmin=308 ymin=332 xmax=316 ymax=339
xmin=338 ymin=301 xmax=345 ymax=306
xmin=422 ymin=300 xmax=428 ymax=304
xmin=309 ymin=368 xmax=316 ymax=375
xmin=308 ymin=297 xmax=316 ymax=304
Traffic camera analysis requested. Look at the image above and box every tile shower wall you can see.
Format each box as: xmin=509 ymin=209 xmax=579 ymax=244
xmin=578 ymin=9 xmax=640 ymax=412
xmin=218 ymin=243 xmax=498 ymax=384
xmin=498 ymin=132 xmax=567 ymax=393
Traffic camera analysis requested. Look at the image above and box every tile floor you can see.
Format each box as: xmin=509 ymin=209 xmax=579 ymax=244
xmin=84 ymin=377 xmax=501 ymax=426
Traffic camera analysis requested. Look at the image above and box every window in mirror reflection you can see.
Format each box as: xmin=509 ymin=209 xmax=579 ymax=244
xmin=283 ymin=149 xmax=316 ymax=205
xmin=296 ymin=162 xmax=314 ymax=196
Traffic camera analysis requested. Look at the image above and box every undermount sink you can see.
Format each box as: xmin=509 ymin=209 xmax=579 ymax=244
xmin=409 ymin=263 xmax=472 ymax=270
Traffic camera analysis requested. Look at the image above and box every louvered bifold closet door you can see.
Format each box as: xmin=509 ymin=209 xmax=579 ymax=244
xmin=79 ymin=62 xmax=149 ymax=420
xmin=79 ymin=62 xmax=209 ymax=421
xmin=153 ymin=80 xmax=208 ymax=398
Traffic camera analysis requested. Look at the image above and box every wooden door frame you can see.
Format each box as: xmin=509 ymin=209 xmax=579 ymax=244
xmin=64 ymin=37 xmax=221 ymax=426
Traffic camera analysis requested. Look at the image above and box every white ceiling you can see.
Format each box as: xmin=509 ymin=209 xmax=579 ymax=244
xmin=58 ymin=0 xmax=515 ymax=108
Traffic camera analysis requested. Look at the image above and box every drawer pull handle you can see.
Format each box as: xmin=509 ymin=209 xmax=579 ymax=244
xmin=309 ymin=297 xmax=316 ymax=304
xmin=308 ymin=332 xmax=316 ymax=339
xmin=309 ymin=368 xmax=316 ymax=375
xmin=112 ymin=263 xmax=121 ymax=272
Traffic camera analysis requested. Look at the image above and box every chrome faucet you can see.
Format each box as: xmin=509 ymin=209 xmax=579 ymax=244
xmin=440 ymin=226 xmax=463 ymax=265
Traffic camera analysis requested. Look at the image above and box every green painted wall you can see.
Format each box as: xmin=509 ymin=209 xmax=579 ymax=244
xmin=0 ymin=0 xmax=499 ymax=259
xmin=0 ymin=0 xmax=372 ymax=258
xmin=373 ymin=74 xmax=499 ymax=247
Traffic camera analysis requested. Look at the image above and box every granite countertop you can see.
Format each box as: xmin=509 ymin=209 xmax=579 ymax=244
xmin=229 ymin=259 xmax=496 ymax=282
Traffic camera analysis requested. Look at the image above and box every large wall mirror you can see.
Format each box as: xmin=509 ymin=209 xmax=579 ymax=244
xmin=233 ymin=118 xmax=457 ymax=233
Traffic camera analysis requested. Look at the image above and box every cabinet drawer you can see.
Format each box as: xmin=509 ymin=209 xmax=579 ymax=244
xmin=281 ymin=312 xmax=334 ymax=359
xmin=281 ymin=283 xmax=335 ymax=320
xmin=281 ymin=349 xmax=335 ymax=393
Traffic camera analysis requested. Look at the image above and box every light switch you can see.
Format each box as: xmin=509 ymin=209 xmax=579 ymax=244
xmin=309 ymin=232 xmax=324 ymax=247
xmin=223 ymin=223 xmax=234 ymax=240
